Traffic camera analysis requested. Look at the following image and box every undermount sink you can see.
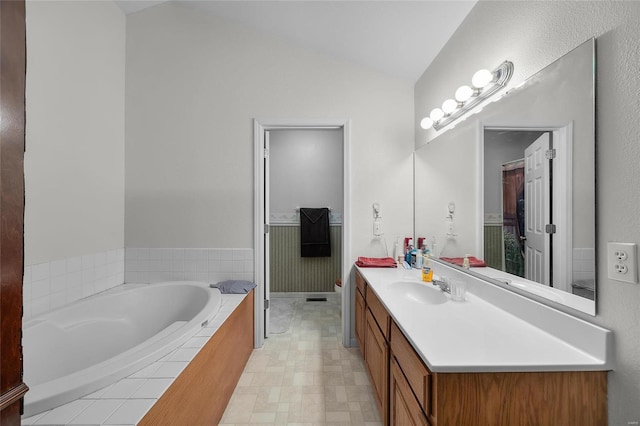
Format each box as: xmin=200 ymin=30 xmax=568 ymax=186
xmin=388 ymin=281 xmax=448 ymax=305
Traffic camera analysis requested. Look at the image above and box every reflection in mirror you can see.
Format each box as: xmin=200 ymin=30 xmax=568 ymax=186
xmin=414 ymin=39 xmax=595 ymax=315
xmin=483 ymin=130 xmax=545 ymax=279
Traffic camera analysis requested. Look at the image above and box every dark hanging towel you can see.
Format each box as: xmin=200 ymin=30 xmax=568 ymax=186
xmin=299 ymin=207 xmax=331 ymax=257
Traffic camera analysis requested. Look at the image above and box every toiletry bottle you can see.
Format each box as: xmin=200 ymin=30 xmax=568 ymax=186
xmin=405 ymin=240 xmax=413 ymax=264
xmin=462 ymin=254 xmax=470 ymax=269
xmin=415 ymin=250 xmax=423 ymax=269
xmin=422 ymin=266 xmax=433 ymax=282
xmin=404 ymin=237 xmax=412 ymax=255
xmin=394 ymin=238 xmax=402 ymax=264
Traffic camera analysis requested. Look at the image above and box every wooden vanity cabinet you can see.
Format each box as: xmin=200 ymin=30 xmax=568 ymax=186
xmin=390 ymin=322 xmax=434 ymax=425
xmin=365 ymin=309 xmax=389 ymax=422
xmin=355 ymin=269 xmax=390 ymax=424
xmin=354 ymin=269 xmax=608 ymax=426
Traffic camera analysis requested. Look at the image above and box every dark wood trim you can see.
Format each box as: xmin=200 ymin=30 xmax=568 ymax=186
xmin=139 ymin=290 xmax=255 ymax=425
xmin=0 ymin=0 xmax=27 ymax=424
xmin=0 ymin=383 xmax=29 ymax=411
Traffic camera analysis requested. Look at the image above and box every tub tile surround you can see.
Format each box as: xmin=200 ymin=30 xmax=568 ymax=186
xmin=125 ymin=247 xmax=254 ymax=284
xmin=21 ymin=293 xmax=248 ymax=426
xmin=23 ymin=248 xmax=125 ymax=321
xmin=573 ymin=247 xmax=596 ymax=282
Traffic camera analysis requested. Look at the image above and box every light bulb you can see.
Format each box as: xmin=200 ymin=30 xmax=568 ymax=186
xmin=472 ymin=69 xmax=493 ymax=88
xmin=429 ymin=108 xmax=444 ymax=121
xmin=442 ymin=99 xmax=458 ymax=114
xmin=455 ymin=85 xmax=473 ymax=102
xmin=420 ymin=117 xmax=434 ymax=130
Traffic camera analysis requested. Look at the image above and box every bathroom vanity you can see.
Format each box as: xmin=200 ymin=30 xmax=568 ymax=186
xmin=354 ymin=263 xmax=611 ymax=426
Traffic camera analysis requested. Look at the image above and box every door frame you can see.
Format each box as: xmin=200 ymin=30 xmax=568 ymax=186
xmin=0 ymin=0 xmax=28 ymax=421
xmin=253 ymin=118 xmax=351 ymax=348
xmin=477 ymin=123 xmax=573 ymax=290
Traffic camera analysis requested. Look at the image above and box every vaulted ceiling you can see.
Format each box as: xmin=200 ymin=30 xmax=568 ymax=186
xmin=114 ymin=0 xmax=477 ymax=82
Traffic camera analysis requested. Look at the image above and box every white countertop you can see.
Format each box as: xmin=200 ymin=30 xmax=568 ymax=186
xmin=356 ymin=263 xmax=612 ymax=373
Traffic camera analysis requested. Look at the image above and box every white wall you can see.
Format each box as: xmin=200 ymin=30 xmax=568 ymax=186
xmin=125 ymin=3 xmax=415 ymax=258
xmin=414 ymin=2 xmax=640 ymax=422
xmin=25 ymin=1 xmax=126 ymax=266
xmin=24 ymin=1 xmax=126 ymax=318
xmin=269 ymin=129 xmax=343 ymax=221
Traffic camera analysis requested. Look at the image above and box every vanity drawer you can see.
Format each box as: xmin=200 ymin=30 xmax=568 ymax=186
xmin=366 ymin=286 xmax=391 ymax=339
xmin=391 ymin=321 xmax=432 ymax=418
xmin=355 ymin=269 xmax=367 ymax=296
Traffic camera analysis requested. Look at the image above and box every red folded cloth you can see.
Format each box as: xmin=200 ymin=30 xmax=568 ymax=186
xmin=440 ymin=256 xmax=487 ymax=268
xmin=355 ymin=256 xmax=398 ymax=268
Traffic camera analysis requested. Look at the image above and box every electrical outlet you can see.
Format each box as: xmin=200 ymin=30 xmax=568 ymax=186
xmin=447 ymin=221 xmax=455 ymax=235
xmin=607 ymin=242 xmax=638 ymax=284
xmin=373 ymin=220 xmax=383 ymax=236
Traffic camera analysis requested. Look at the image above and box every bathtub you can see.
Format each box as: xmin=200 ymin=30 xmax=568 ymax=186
xmin=23 ymin=281 xmax=222 ymax=417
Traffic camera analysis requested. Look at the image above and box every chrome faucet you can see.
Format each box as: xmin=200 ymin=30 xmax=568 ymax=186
xmin=433 ymin=279 xmax=450 ymax=294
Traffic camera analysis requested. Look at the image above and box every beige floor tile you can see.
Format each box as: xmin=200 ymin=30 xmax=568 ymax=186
xmin=326 ymin=410 xmax=351 ymax=422
xmin=325 ymin=400 xmax=351 ymax=412
xmin=287 ymin=371 xmax=315 ymax=386
xmin=250 ymin=372 xmax=285 ymax=386
xmin=220 ymin=406 xmax=253 ymax=423
xmin=275 ymin=411 xmax=289 ymax=423
xmin=237 ymin=371 xmax=255 ymax=386
xmin=301 ymin=385 xmax=325 ymax=395
xmin=279 ymin=386 xmax=303 ymax=403
xmin=221 ymin=294 xmax=380 ymax=424
xmin=313 ymin=371 xmax=339 ymax=386
xmin=233 ymin=385 xmax=261 ymax=395
xmin=227 ymin=392 xmax=258 ymax=408
xmin=248 ymin=411 xmax=276 ymax=423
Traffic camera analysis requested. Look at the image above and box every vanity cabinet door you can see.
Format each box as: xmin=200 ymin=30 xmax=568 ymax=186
xmin=390 ymin=356 xmax=430 ymax=426
xmin=355 ymin=286 xmax=366 ymax=354
xmin=365 ymin=309 xmax=389 ymax=424
xmin=390 ymin=322 xmax=432 ymax=419
xmin=366 ymin=284 xmax=391 ymax=339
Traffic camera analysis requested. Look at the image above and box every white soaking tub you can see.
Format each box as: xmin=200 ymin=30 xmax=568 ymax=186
xmin=23 ymin=281 xmax=222 ymax=417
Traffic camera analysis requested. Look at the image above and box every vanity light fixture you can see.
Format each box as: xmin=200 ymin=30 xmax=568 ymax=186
xmin=421 ymin=61 xmax=514 ymax=131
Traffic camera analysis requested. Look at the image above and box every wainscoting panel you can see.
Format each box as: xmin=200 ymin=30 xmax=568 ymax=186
xmin=270 ymin=226 xmax=342 ymax=293
xmin=484 ymin=225 xmax=503 ymax=270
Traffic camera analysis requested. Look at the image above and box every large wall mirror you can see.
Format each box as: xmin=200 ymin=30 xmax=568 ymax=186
xmin=415 ymin=39 xmax=596 ymax=315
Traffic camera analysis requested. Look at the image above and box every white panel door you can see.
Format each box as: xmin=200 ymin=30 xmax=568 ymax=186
xmin=524 ymin=133 xmax=550 ymax=285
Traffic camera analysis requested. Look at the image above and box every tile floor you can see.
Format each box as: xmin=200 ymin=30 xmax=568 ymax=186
xmin=220 ymin=294 xmax=382 ymax=426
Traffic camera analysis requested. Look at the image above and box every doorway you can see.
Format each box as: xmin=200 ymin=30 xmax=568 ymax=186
xmin=253 ymin=119 xmax=351 ymax=348
xmin=480 ymin=125 xmax=572 ymax=290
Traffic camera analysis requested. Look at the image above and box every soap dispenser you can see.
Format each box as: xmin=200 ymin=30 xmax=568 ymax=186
xmin=462 ymin=254 xmax=471 ymax=269
xmin=394 ymin=237 xmax=402 ymax=264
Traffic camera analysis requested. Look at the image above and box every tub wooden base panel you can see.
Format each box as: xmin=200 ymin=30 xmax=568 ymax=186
xmin=139 ymin=290 xmax=255 ymax=426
